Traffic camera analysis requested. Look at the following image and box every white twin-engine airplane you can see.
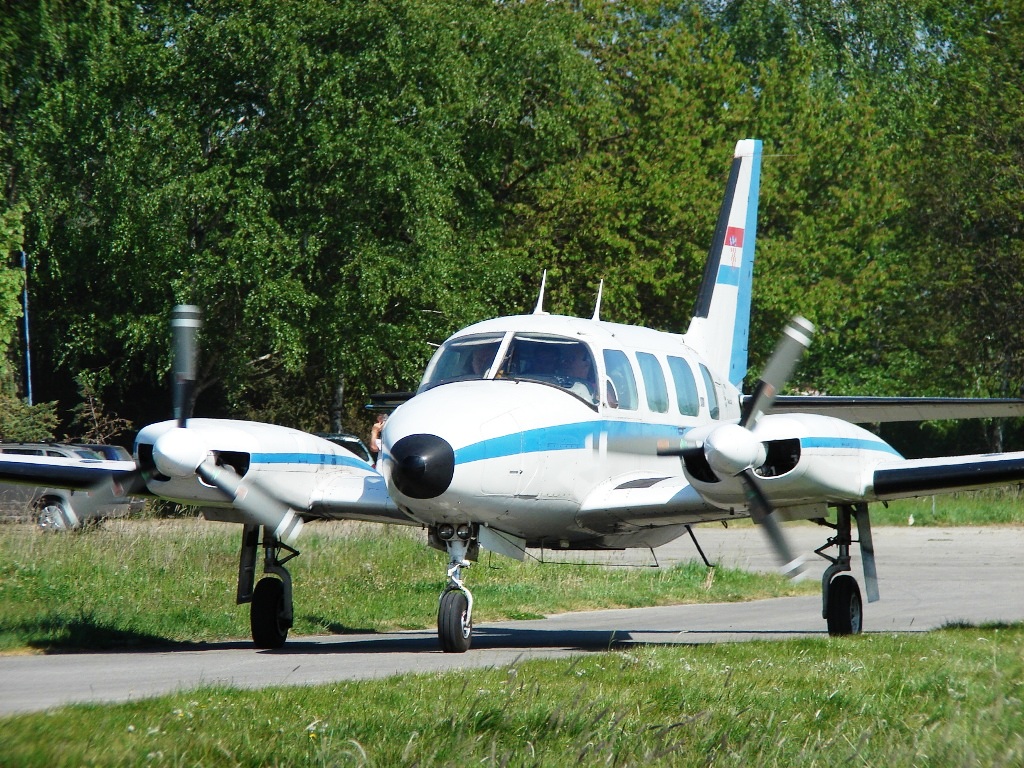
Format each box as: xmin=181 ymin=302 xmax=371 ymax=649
xmin=5 ymin=139 xmax=1024 ymax=653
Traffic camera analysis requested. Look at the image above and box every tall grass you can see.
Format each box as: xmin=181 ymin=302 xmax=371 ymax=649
xmin=1 ymin=625 xmax=1020 ymax=766
xmin=0 ymin=518 xmax=813 ymax=652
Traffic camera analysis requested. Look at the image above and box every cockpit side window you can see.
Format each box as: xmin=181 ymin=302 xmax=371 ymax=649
xmin=495 ymin=334 xmax=598 ymax=404
xmin=602 ymin=349 xmax=639 ymax=410
xmin=419 ymin=333 xmax=504 ymax=391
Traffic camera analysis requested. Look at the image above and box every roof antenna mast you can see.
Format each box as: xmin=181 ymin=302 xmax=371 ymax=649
xmin=592 ymin=280 xmax=604 ymax=321
xmin=533 ymin=270 xmax=548 ymax=315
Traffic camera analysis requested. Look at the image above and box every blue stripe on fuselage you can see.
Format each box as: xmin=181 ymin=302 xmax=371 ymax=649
xmin=800 ymin=437 xmax=903 ymax=458
xmin=449 ymin=423 xmax=903 ymax=466
xmin=251 ymin=452 xmax=373 ymax=470
xmin=453 ymin=420 xmax=687 ymax=465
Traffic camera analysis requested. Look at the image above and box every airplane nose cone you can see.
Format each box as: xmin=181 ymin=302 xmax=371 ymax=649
xmin=389 ymin=433 xmax=455 ymax=499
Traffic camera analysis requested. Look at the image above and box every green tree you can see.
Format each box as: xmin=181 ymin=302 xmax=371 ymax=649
xmin=12 ymin=0 xmax=620 ymax=432
xmin=6 ymin=0 xmax=1022 ymax=441
xmin=903 ymin=2 xmax=1024 ymax=400
xmin=0 ymin=206 xmax=57 ymax=441
xmin=500 ymin=3 xmax=759 ymax=330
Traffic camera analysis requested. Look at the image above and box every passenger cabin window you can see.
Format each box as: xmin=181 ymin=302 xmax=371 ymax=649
xmin=699 ymin=363 xmax=720 ymax=419
xmin=419 ymin=333 xmax=504 ymax=391
xmin=636 ymin=352 xmax=669 ymax=413
xmin=494 ymin=334 xmax=598 ymax=404
xmin=667 ymin=356 xmax=700 ymax=416
xmin=602 ymin=349 xmax=639 ymax=410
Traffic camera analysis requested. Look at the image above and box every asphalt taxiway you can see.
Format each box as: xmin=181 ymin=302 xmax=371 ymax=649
xmin=1 ymin=524 xmax=1021 ymax=715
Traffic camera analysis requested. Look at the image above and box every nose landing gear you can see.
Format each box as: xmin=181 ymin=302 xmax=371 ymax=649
xmin=439 ymin=553 xmax=473 ymax=653
xmin=434 ymin=524 xmax=478 ymax=653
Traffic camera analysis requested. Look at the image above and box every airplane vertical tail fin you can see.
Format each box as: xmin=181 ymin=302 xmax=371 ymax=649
xmin=683 ymin=139 xmax=762 ymax=388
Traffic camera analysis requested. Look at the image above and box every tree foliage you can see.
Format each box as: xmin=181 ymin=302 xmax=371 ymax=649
xmin=2 ymin=0 xmax=1021 ymax=446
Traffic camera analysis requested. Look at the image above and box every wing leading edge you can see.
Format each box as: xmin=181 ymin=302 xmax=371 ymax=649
xmin=0 ymin=455 xmax=140 ymax=491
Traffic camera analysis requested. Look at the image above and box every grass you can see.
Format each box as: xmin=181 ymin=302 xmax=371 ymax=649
xmin=2 ymin=503 xmax=1021 ymax=765
xmin=0 ymin=518 xmax=815 ymax=653
xmin=0 ymin=624 xmax=1020 ymax=766
xmin=872 ymin=488 xmax=1024 ymax=526
xmin=2 ymin=488 xmax=1019 ymax=653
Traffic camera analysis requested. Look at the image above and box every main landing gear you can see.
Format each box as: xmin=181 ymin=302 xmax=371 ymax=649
xmin=237 ymin=524 xmax=299 ymax=649
xmin=814 ymin=503 xmax=879 ymax=636
xmin=434 ymin=523 xmax=478 ymax=653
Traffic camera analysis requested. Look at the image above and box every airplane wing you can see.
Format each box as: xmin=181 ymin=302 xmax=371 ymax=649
xmin=574 ymin=473 xmax=727 ymax=533
xmin=871 ymin=451 xmax=1024 ymax=500
xmin=0 ymin=434 xmax=412 ymax=527
xmin=0 ymin=454 xmax=142 ymax=491
xmin=764 ymin=395 xmax=1024 ymax=423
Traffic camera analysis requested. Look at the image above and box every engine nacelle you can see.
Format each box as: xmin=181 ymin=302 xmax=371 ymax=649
xmin=684 ymin=413 xmax=901 ymax=510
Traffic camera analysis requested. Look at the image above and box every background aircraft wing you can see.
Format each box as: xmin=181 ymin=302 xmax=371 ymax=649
xmin=764 ymin=396 xmax=1024 ymax=423
xmin=871 ymin=451 xmax=1024 ymax=500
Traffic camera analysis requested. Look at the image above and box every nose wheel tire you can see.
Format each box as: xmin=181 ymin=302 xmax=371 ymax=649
xmin=251 ymin=577 xmax=290 ymax=649
xmin=438 ymin=589 xmax=472 ymax=653
xmin=826 ymin=574 xmax=863 ymax=636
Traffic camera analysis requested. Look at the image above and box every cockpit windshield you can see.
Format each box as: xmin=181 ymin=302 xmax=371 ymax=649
xmin=496 ymin=333 xmax=598 ymax=405
xmin=419 ymin=333 xmax=504 ymax=391
xmin=419 ymin=331 xmax=599 ymax=406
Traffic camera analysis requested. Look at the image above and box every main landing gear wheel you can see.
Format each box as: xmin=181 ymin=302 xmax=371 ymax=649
xmin=826 ymin=574 xmax=863 ymax=636
xmin=817 ymin=504 xmax=875 ymax=636
xmin=251 ymin=577 xmax=291 ymax=649
xmin=438 ymin=589 xmax=472 ymax=653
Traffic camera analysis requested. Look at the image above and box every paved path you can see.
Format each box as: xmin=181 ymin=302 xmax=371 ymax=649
xmin=2 ymin=525 xmax=1021 ymax=716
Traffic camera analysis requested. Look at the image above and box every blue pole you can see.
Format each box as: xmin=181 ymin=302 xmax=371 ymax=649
xmin=21 ymin=250 xmax=32 ymax=406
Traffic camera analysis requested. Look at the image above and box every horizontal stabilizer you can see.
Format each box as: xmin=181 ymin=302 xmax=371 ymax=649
xmin=368 ymin=391 xmax=415 ymax=411
xmin=764 ymin=395 xmax=1024 ymax=424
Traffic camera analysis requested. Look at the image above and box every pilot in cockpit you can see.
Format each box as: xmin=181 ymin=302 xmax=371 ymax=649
xmin=563 ymin=345 xmax=597 ymax=401
xmin=468 ymin=345 xmax=494 ymax=377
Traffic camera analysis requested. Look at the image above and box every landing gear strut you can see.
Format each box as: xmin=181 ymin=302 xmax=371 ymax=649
xmin=237 ymin=524 xmax=299 ymax=649
xmin=434 ymin=524 xmax=478 ymax=653
xmin=815 ymin=503 xmax=878 ymax=636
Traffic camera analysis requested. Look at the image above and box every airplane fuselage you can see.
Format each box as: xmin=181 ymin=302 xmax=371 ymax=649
xmin=380 ymin=313 xmax=736 ymax=546
xmin=378 ymin=313 xmax=907 ymax=551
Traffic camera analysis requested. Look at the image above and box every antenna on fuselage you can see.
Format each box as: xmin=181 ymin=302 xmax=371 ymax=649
xmin=533 ymin=270 xmax=548 ymax=315
xmin=592 ymin=280 xmax=604 ymax=321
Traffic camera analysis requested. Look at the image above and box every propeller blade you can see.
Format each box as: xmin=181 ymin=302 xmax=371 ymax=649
xmin=740 ymin=470 xmax=805 ymax=578
xmin=741 ymin=316 xmax=814 ymax=429
xmin=196 ymin=459 xmax=304 ymax=544
xmin=171 ymin=305 xmax=202 ymax=427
